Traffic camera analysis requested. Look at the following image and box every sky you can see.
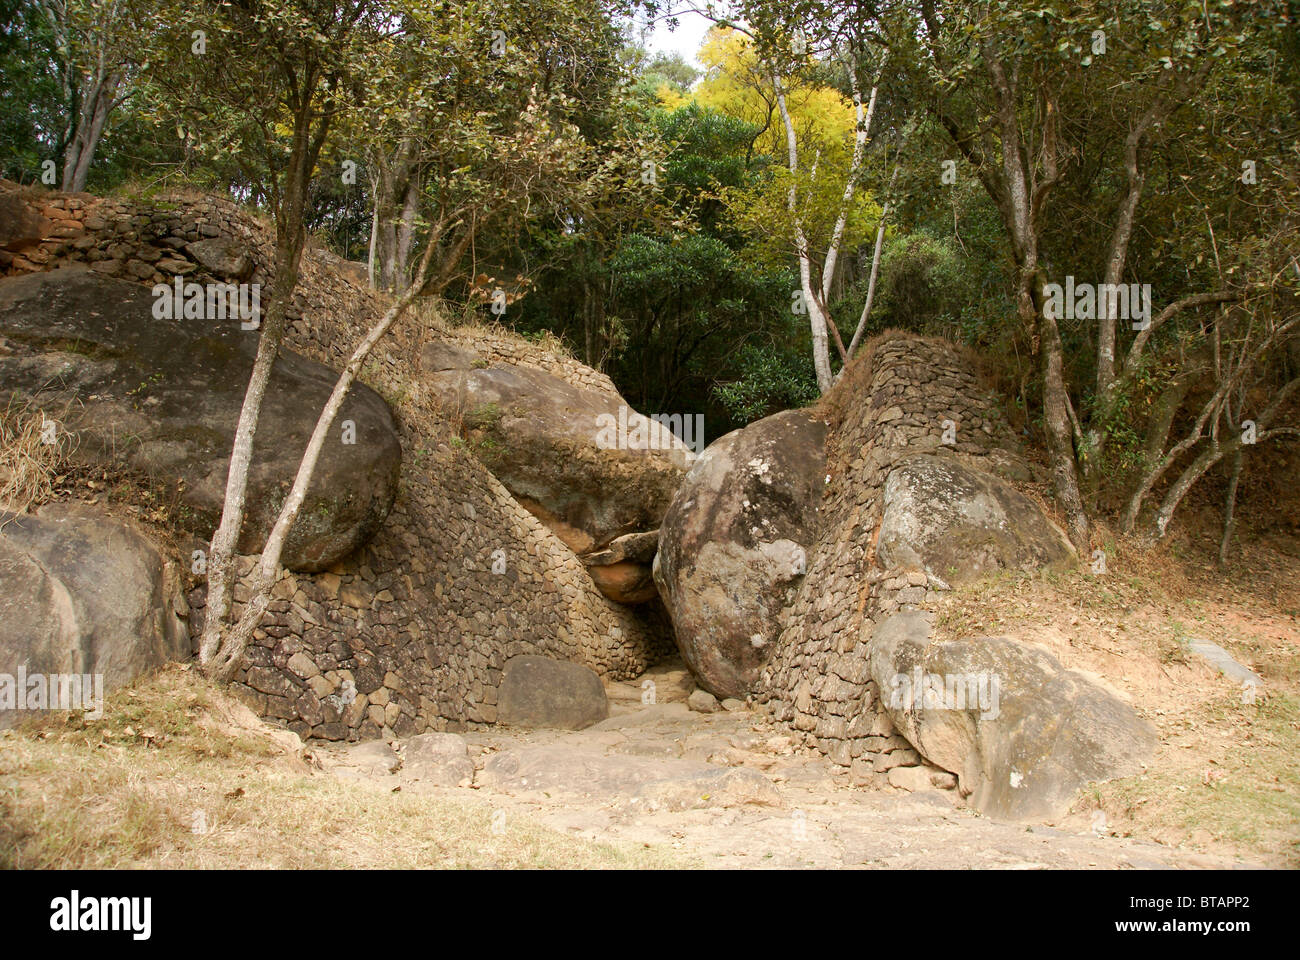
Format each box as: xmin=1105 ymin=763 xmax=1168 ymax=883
xmin=633 ymin=5 xmax=733 ymax=68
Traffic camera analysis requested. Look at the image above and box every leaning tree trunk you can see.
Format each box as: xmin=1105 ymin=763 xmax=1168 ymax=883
xmin=197 ymin=246 xmax=302 ymax=668
xmin=1119 ymin=375 xmax=1193 ymax=532
xmin=845 ymin=163 xmax=901 ymax=361
xmin=207 ymin=241 xmax=439 ymax=680
xmin=200 ymin=112 xmax=317 ymax=673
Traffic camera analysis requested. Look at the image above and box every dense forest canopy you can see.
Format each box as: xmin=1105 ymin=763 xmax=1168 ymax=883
xmin=2 ymin=0 xmax=1296 ymax=553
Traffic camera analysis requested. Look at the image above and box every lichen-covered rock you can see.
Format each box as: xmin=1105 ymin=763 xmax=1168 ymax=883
xmin=877 ymin=454 xmax=1075 ymax=583
xmin=497 ymin=655 xmax=609 ymax=730
xmin=0 ymin=267 xmax=401 ymax=571
xmin=869 ymin=611 xmax=1157 ymax=820
xmin=420 ymin=341 xmax=692 ymax=555
xmin=655 ymin=409 xmax=827 ymax=699
xmin=184 ymin=237 xmax=252 ymax=281
xmin=0 ymin=503 xmax=190 ymax=728
xmin=756 ymin=336 xmax=1077 ymax=780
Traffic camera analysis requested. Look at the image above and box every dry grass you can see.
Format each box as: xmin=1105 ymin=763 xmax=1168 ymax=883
xmin=931 ymin=527 xmax=1300 ymax=866
xmin=419 ymin=296 xmax=578 ymax=364
xmin=0 ymin=397 xmax=77 ymax=517
xmin=0 ymin=665 xmax=692 ymax=870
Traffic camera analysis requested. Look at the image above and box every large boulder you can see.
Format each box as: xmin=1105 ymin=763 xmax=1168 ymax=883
xmin=420 ymin=341 xmax=691 ymax=557
xmin=0 ymin=267 xmax=401 ymax=571
xmin=869 ymin=611 xmax=1157 ymax=820
xmin=654 ymin=409 xmax=828 ymax=699
xmin=0 ymin=503 xmax=190 ymax=728
xmin=877 ymin=454 xmax=1075 ymax=584
xmin=496 ymin=654 xmax=608 ymax=730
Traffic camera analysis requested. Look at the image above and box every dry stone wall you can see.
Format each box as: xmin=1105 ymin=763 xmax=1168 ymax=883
xmin=756 ymin=335 xmax=1029 ymax=782
xmin=1 ymin=182 xmax=669 ymax=741
xmin=0 ymin=184 xmax=619 ymax=395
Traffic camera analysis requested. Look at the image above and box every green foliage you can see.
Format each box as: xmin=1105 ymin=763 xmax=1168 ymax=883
xmin=509 ymin=93 xmax=807 ymax=438
xmin=654 ymin=103 xmax=765 ymax=234
xmin=0 ymin=0 xmax=62 ymax=183
xmin=835 ymin=233 xmax=980 ymax=339
xmin=627 ymin=50 xmax=700 ymax=103
xmin=723 ymin=158 xmax=881 ymax=275
xmin=712 ymin=341 xmax=820 ymax=423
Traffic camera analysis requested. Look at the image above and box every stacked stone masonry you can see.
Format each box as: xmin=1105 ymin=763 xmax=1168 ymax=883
xmin=757 ymin=336 xmax=1028 ymax=781
xmin=1 ymin=183 xmax=668 ymax=740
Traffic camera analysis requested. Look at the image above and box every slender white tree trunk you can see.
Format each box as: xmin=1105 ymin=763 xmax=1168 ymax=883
xmin=845 ymin=162 xmax=900 ymax=361
xmin=198 ymin=294 xmax=291 ymax=666
xmin=206 ymin=242 xmax=439 ymax=680
xmin=775 ymin=75 xmax=833 ymax=393
xmin=775 ymin=59 xmax=883 ymax=393
xmin=821 ymin=69 xmax=878 ymax=296
xmin=367 ymin=173 xmax=379 ymax=289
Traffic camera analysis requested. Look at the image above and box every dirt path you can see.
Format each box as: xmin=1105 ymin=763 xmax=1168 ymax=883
xmin=314 ymin=669 xmax=1257 ymax=870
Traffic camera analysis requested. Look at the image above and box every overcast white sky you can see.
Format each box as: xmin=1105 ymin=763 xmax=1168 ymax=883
xmin=632 ymin=5 xmax=735 ymax=68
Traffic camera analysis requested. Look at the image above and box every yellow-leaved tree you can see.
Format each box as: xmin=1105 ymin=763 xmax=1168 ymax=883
xmin=677 ymin=23 xmax=892 ymax=392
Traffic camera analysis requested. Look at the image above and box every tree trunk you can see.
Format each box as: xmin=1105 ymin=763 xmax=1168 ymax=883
xmin=583 ymin=277 xmax=595 ymax=367
xmin=197 ymin=262 xmax=297 ymax=668
xmin=984 ymin=50 xmax=1088 ymax=554
xmin=845 ymin=163 xmax=900 ymax=361
xmin=1124 ymin=347 xmax=1299 ymax=535
xmin=200 ymin=107 xmax=317 ymax=674
xmin=370 ymin=140 xmax=421 ymax=292
xmin=61 ymin=70 xmax=120 ymax=193
xmin=774 ymin=73 xmax=833 ymax=393
xmin=207 ymin=243 xmax=438 ymax=680
xmin=1120 ymin=374 xmax=1192 ymax=531
xmin=392 ymin=177 xmax=420 ymax=290
xmin=366 ymin=178 xmax=379 ymax=288
xmin=1151 ymin=440 xmax=1227 ymax=540
xmin=1218 ymin=446 xmax=1243 ymax=566
xmin=1035 ymin=285 xmax=1090 ymax=555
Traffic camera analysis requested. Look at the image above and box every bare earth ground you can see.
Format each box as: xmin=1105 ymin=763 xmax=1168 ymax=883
xmin=314 ymin=691 xmax=1253 ymax=869
xmin=1 ymin=525 xmax=1295 ymax=870
xmin=933 ymin=522 xmax=1300 ymax=867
